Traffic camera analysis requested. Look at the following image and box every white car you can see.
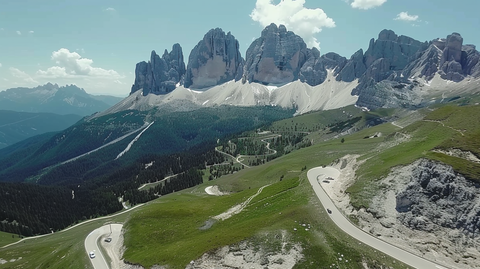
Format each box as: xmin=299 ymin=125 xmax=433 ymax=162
xmin=89 ymin=251 xmax=95 ymax=259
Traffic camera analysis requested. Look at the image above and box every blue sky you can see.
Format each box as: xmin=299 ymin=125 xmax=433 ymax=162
xmin=0 ymin=0 xmax=479 ymax=96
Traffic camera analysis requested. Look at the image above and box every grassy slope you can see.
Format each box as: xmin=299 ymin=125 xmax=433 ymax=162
xmin=4 ymin=104 xmax=477 ymax=269
xmin=349 ymin=104 xmax=480 ymax=209
xmin=122 ymin=120 xmax=408 ymax=269
xmin=123 ymin=104 xmax=480 ymax=268
xmin=0 ymin=212 xmax=133 ymax=269
xmin=0 ymin=231 xmax=20 ymax=248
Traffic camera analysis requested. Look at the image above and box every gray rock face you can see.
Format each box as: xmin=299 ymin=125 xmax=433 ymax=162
xmin=402 ymin=44 xmax=442 ymax=81
xmin=462 ymin=45 xmax=480 ymax=77
xmin=396 ymin=159 xmax=480 ymax=236
xmin=438 ymin=33 xmax=465 ymax=81
xmin=243 ymin=23 xmax=310 ymax=85
xmin=299 ymin=49 xmax=347 ymax=86
xmin=404 ymin=33 xmax=480 ymax=83
xmin=354 ymin=80 xmax=420 ymax=109
xmin=184 ymin=28 xmax=244 ymax=89
xmin=364 ymin=29 xmax=424 ymax=70
xmin=131 ymin=44 xmax=186 ymax=95
xmin=336 ymin=49 xmax=366 ymax=82
xmin=353 ymin=30 xmax=480 ymax=110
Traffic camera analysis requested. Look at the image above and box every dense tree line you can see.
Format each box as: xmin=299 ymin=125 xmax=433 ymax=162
xmin=0 ymin=182 xmax=122 ymax=236
xmin=0 ymin=106 xmax=295 ymax=236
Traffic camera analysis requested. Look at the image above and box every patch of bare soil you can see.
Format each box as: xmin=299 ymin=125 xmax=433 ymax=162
xmin=186 ymin=231 xmax=303 ymax=269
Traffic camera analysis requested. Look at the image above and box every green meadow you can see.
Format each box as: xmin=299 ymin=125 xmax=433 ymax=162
xmin=3 ymin=103 xmax=479 ymax=268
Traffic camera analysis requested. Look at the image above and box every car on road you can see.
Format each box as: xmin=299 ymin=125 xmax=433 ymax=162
xmin=104 ymin=237 xmax=112 ymax=243
xmin=327 ymin=209 xmax=332 ymax=214
xmin=89 ymin=251 xmax=95 ymax=259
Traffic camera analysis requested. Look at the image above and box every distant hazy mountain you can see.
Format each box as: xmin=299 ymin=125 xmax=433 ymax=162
xmin=90 ymin=95 xmax=124 ymax=106
xmin=0 ymin=83 xmax=121 ymax=116
xmin=0 ymin=110 xmax=82 ymax=149
xmin=128 ymin=25 xmax=480 ymax=113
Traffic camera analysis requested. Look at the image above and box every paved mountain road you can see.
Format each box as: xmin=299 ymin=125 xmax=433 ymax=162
xmin=85 ymin=225 xmax=111 ymax=269
xmin=85 ymin=224 xmax=123 ymax=269
xmin=307 ymin=166 xmax=448 ymax=269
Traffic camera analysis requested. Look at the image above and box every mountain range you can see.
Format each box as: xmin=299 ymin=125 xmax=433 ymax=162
xmin=115 ymin=24 xmax=480 ymax=117
xmin=0 ymin=83 xmax=123 ymax=116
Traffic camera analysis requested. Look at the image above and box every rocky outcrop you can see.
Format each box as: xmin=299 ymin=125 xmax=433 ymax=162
xmin=184 ymin=28 xmax=244 ymax=89
xmin=243 ymin=23 xmax=310 ymax=85
xmin=364 ymin=29 xmax=424 ymax=70
xmin=461 ymin=45 xmax=480 ymax=77
xmin=336 ymin=49 xmax=366 ymax=82
xmin=299 ymin=50 xmax=347 ymax=86
xmin=352 ymin=30 xmax=480 ymax=110
xmin=351 ymin=30 xmax=424 ymax=102
xmin=396 ymin=159 xmax=480 ymax=236
xmin=404 ymin=33 xmax=480 ymax=82
xmin=130 ymin=44 xmax=186 ymax=95
xmin=402 ymin=44 xmax=441 ymax=81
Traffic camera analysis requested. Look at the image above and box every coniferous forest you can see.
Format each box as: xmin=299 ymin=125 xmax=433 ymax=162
xmin=0 ymin=106 xmax=295 ymax=236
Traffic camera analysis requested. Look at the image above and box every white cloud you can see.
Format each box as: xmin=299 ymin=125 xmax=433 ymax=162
xmin=16 ymin=30 xmax=21 ymax=35
xmin=29 ymin=30 xmax=34 ymax=34
xmin=5 ymin=49 xmax=128 ymax=96
xmin=350 ymin=0 xmax=386 ymax=10
xmin=10 ymin=67 xmax=38 ymax=84
xmin=105 ymin=7 xmax=116 ymax=12
xmin=0 ymin=28 xmax=4 ymax=31
xmin=36 ymin=66 xmax=70 ymax=78
xmin=394 ymin=11 xmax=419 ymax=22
xmin=250 ymin=0 xmax=335 ymax=49
xmin=0 ymin=63 xmax=2 ymax=67
xmin=37 ymin=48 xmax=122 ymax=79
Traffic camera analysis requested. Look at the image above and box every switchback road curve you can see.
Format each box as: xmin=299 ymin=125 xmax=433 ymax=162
xmin=307 ymin=166 xmax=448 ymax=269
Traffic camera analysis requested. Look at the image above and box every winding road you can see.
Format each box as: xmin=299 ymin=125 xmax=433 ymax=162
xmin=85 ymin=225 xmax=111 ymax=269
xmin=85 ymin=223 xmax=125 ymax=269
xmin=307 ymin=167 xmax=448 ymax=269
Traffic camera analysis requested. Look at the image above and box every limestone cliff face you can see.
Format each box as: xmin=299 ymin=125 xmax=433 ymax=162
xmin=184 ymin=28 xmax=244 ymax=89
xmin=130 ymin=44 xmax=186 ymax=95
xmin=396 ymin=159 xmax=480 ymax=236
xmin=299 ymin=50 xmax=347 ymax=86
xmin=364 ymin=29 xmax=424 ymax=71
xmin=128 ymin=27 xmax=480 ymax=113
xmin=243 ymin=23 xmax=310 ymax=85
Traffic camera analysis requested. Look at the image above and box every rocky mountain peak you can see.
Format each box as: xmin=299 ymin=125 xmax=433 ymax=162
xmin=131 ymin=44 xmax=186 ymax=96
xmin=184 ymin=28 xmax=244 ymax=89
xmin=336 ymin=49 xmax=366 ymax=83
xmin=243 ymin=23 xmax=309 ymax=85
xmin=403 ymin=32 xmax=480 ymax=82
xmin=377 ymin=29 xmax=397 ymax=41
xmin=43 ymin=82 xmax=60 ymax=90
xmin=364 ymin=29 xmax=424 ymax=70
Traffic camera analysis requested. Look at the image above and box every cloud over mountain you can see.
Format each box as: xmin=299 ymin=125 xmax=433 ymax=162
xmin=394 ymin=12 xmax=419 ymax=22
xmin=37 ymin=48 xmax=122 ymax=79
xmin=250 ymin=0 xmax=335 ymax=49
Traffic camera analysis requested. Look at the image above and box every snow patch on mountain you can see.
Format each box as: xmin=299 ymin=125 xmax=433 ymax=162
xmin=96 ymin=70 xmax=359 ymax=118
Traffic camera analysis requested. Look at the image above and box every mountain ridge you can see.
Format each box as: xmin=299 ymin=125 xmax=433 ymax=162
xmin=128 ymin=25 xmax=480 ymax=114
xmin=0 ymin=83 xmax=123 ymax=116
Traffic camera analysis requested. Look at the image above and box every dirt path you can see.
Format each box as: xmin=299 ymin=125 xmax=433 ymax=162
xmin=423 ymin=119 xmax=465 ymax=136
xmin=213 ymin=185 xmax=270 ymax=221
xmin=215 ymin=147 xmax=251 ymax=168
xmin=137 ymin=173 xmax=180 ymax=191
